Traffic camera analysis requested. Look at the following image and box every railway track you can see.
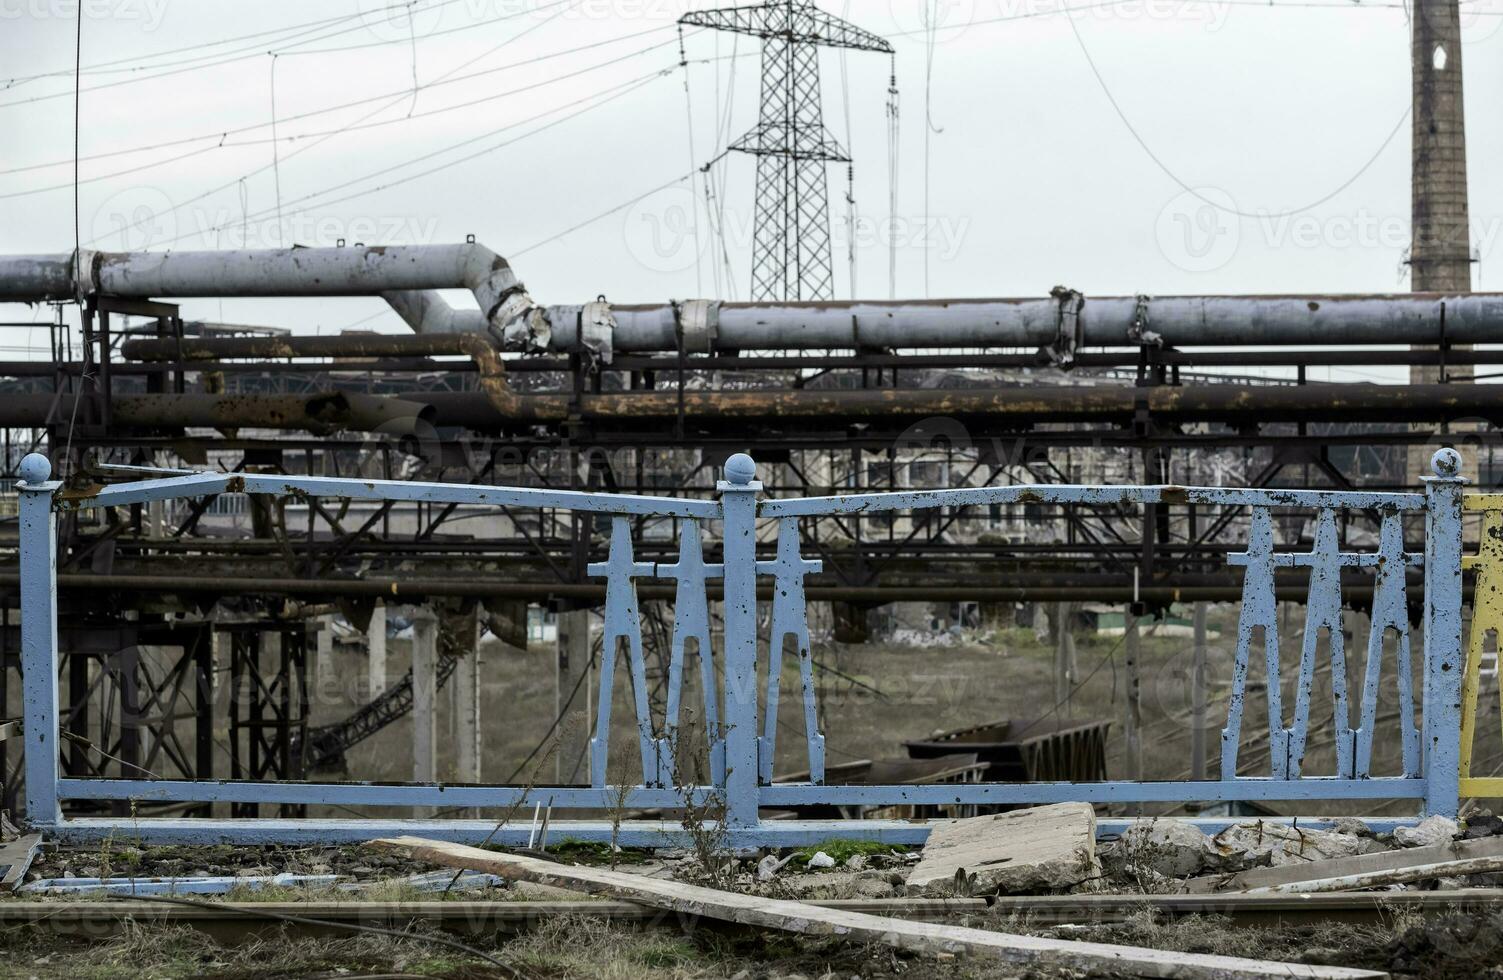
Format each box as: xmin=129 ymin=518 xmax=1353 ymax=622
xmin=4 ymin=890 xmax=1501 ymax=940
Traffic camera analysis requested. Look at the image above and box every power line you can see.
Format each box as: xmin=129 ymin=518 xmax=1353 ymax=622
xmin=2 ymin=26 xmax=677 ymax=178
xmin=2 ymin=8 xmax=407 ymax=101
xmin=5 ymin=34 xmax=679 ymax=204
xmin=143 ymin=69 xmax=674 ymax=250
xmin=885 ymin=56 xmax=899 ymax=300
xmin=71 ymin=0 xmax=82 ymax=265
xmin=4 ymin=0 xmax=444 ymax=84
xmin=711 ymin=29 xmax=741 ymax=300
xmin=276 ymin=0 xmax=579 ymax=58
xmin=840 ymin=0 xmax=856 ymax=298
xmin=78 ymin=0 xmax=598 ymax=246
xmin=515 ymin=171 xmax=697 ymax=257
xmin=0 ymin=0 xmax=576 ymax=108
xmin=922 ymin=0 xmax=941 ymax=298
xmin=269 ymin=55 xmax=284 ymax=247
xmin=2 ymin=36 xmax=674 ymax=202
xmin=678 ymin=28 xmax=704 ymax=297
xmin=882 ymin=0 xmax=1457 ymax=41
xmin=1063 ymin=8 xmax=1409 ymax=220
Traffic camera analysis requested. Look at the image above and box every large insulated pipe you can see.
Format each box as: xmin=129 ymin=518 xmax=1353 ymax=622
xmin=7 ymin=247 xmax=1503 ymax=349
xmin=372 ymin=290 xmax=1503 ymax=350
xmin=546 ymin=294 xmax=1503 ymax=352
xmin=0 ymin=245 xmax=543 ymax=345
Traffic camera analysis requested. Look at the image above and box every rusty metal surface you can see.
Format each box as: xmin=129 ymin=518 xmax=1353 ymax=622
xmin=14 ymin=380 xmax=1503 ymax=431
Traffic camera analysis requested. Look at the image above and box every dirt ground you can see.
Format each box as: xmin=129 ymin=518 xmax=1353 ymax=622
xmin=6 ymin=833 xmax=1503 ymax=979
xmin=0 ymin=882 xmax=1497 ymax=979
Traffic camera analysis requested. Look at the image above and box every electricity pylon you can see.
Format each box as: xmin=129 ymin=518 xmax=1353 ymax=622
xmin=680 ymin=1 xmax=892 ymax=301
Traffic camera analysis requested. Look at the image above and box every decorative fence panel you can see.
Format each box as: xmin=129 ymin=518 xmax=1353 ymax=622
xmin=12 ymin=448 xmax=1467 ymax=846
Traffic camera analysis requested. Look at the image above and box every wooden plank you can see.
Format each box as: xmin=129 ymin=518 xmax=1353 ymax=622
xmin=905 ymin=802 xmax=1098 ymax=896
xmin=1181 ymin=834 xmax=1503 ymax=894
xmin=0 ymin=833 xmax=42 ymax=893
xmin=371 ymin=836 xmax=1388 ymax=980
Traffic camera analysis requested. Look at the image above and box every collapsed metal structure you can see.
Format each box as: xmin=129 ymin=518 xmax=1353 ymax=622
xmin=0 ymin=241 xmax=1500 ymax=821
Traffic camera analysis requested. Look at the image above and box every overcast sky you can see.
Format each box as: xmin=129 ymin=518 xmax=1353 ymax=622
xmin=3 ymin=0 xmax=1502 ymax=364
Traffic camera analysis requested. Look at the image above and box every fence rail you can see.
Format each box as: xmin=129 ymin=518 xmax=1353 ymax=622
xmin=12 ymin=448 xmax=1469 ymax=846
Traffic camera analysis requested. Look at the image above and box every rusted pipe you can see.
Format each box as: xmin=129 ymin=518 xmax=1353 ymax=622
xmin=0 ymin=392 xmax=434 ymax=434
xmin=4 ymin=382 xmax=1503 ymax=431
xmin=118 ymin=331 xmax=535 ymax=420
xmin=416 ymin=381 xmax=1503 ymax=428
xmin=0 ymin=572 xmax=1435 ymax=604
xmin=121 ymin=333 xmax=496 ymax=361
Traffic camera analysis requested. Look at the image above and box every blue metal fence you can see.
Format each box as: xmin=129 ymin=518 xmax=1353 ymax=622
xmin=12 ymin=448 xmax=1467 ymax=846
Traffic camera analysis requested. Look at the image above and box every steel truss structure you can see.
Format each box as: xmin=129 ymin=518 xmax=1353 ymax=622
xmin=1 ymin=288 xmax=1501 ymax=812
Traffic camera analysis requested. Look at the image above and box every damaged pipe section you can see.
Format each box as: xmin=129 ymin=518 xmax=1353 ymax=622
xmin=0 ymin=244 xmax=541 ymax=348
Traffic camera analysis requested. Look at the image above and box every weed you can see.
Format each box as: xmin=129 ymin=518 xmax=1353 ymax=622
xmin=547 ymin=839 xmax=650 ymax=865
xmin=792 ymin=839 xmax=906 ymax=866
xmin=670 ymin=729 xmax=732 ymax=888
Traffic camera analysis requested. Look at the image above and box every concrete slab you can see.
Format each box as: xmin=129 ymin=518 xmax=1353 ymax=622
xmin=905 ymin=802 xmax=1099 ymax=896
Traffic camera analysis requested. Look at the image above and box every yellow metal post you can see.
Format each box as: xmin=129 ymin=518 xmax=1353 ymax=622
xmin=1461 ymin=494 xmax=1503 ymax=797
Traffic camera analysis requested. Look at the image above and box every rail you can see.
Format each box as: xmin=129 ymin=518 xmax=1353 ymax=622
xmin=13 ymin=449 xmax=1467 ymax=846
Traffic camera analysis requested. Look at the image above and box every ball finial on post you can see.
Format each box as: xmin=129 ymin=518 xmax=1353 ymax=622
xmin=1432 ymin=447 xmax=1462 ymax=478
xmin=724 ymin=452 xmax=757 ymax=486
xmin=18 ymin=453 xmax=51 ymax=486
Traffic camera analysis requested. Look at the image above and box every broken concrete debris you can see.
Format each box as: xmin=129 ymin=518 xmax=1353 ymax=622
xmin=1103 ymin=817 xmax=1235 ymax=879
xmin=1211 ymin=821 xmax=1389 ymax=867
xmin=1102 ymin=817 xmax=1454 ymax=884
xmin=1391 ymin=814 xmax=1460 ymax=848
xmin=904 ymin=802 xmax=1100 ymax=896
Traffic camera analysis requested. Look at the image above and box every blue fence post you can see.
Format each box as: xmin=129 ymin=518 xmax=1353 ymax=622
xmin=17 ymin=453 xmax=61 ymax=828
xmin=718 ymin=453 xmax=761 ymax=834
xmin=1421 ymin=447 xmax=1465 ymax=817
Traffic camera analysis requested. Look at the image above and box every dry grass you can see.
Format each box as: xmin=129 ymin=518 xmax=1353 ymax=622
xmin=7 ymin=901 xmax=1503 ymax=979
xmin=0 ymin=920 xmax=492 ymax=979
